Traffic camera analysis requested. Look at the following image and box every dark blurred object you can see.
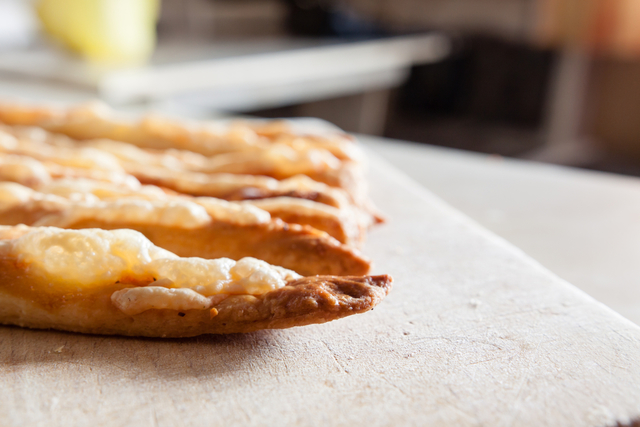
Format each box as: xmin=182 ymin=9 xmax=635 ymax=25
xmin=383 ymin=35 xmax=555 ymax=156
xmin=400 ymin=35 xmax=555 ymax=127
xmin=589 ymin=58 xmax=640 ymax=161
xmin=284 ymin=0 xmax=386 ymax=37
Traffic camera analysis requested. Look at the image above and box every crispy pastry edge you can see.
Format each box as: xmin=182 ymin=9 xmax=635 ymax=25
xmin=0 ymin=275 xmax=392 ymax=337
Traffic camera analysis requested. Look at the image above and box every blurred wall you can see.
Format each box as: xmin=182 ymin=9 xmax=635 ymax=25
xmin=346 ymin=0 xmax=536 ymax=40
xmin=589 ymin=59 xmax=640 ymax=161
xmin=158 ymin=0 xmax=287 ymax=39
xmin=536 ymin=0 xmax=640 ymax=56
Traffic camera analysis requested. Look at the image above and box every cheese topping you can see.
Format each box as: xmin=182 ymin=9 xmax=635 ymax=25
xmin=0 ymin=227 xmax=301 ymax=312
xmin=0 ymin=123 xmax=51 ymax=144
xmin=262 ymin=144 xmax=341 ymax=174
xmin=36 ymin=199 xmax=213 ymax=229
xmin=0 ymin=182 xmax=69 ymax=209
xmin=0 ymin=155 xmax=52 ymax=187
xmin=201 ymin=144 xmax=341 ymax=175
xmin=40 ymin=178 xmax=163 ymax=200
xmin=247 ymin=196 xmax=342 ymax=218
xmin=0 ymin=181 xmax=36 ymax=205
xmin=0 ymin=182 xmax=214 ymax=229
xmin=83 ymin=139 xmax=201 ymax=171
xmin=111 ymin=287 xmax=214 ymax=316
xmin=1 ymin=102 xmax=363 ymax=162
xmin=0 ymin=134 xmax=124 ymax=171
xmin=192 ymin=197 xmax=270 ymax=225
xmin=11 ymin=179 xmax=271 ymax=228
xmin=234 ymin=119 xmax=364 ymax=161
xmin=6 ymin=122 xmax=342 ymax=177
xmin=0 ymin=130 xmax=18 ymax=149
xmin=2 ymin=227 xmax=173 ymax=288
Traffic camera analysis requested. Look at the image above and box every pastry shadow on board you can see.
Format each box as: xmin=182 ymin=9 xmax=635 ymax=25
xmin=0 ymin=325 xmax=292 ymax=380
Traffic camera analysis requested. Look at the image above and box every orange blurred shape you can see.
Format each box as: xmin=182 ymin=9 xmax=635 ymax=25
xmin=537 ymin=0 xmax=640 ymax=57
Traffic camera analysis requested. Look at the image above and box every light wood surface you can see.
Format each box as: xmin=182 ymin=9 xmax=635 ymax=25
xmin=363 ymin=136 xmax=640 ymax=326
xmin=2 ymin=153 xmax=640 ymax=426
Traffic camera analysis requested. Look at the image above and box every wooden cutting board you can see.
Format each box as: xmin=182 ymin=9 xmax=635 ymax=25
xmin=1 ymin=153 xmax=639 ymax=427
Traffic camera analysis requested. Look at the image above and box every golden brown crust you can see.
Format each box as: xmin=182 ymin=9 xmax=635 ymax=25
xmin=129 ymin=166 xmax=349 ymax=207
xmin=127 ymin=165 xmax=385 ymax=228
xmin=68 ymin=219 xmax=371 ymax=277
xmin=0 ymin=201 xmax=55 ymax=226
xmin=244 ymin=198 xmax=364 ymax=246
xmin=252 ymin=205 xmax=352 ymax=246
xmin=209 ymin=275 xmax=392 ymax=334
xmin=0 ymin=201 xmax=371 ymax=276
xmin=0 ymin=250 xmax=392 ymax=337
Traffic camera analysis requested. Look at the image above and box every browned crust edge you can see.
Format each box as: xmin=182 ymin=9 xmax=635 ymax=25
xmin=0 ymin=275 xmax=393 ymax=337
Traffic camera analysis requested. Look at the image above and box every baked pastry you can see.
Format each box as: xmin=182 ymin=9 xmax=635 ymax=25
xmin=0 ymin=100 xmax=376 ymax=217
xmin=0 ymin=153 xmax=139 ymax=189
xmin=0 ymin=225 xmax=392 ymax=337
xmin=0 ymin=155 xmax=366 ymax=245
xmin=0 ymin=128 xmax=381 ymax=226
xmin=0 ymin=182 xmax=371 ymax=276
xmin=2 ymin=123 xmax=351 ymax=185
xmin=48 ymin=178 xmax=363 ymax=245
xmin=0 ymin=100 xmax=392 ymax=337
xmin=0 ymin=101 xmax=363 ymax=159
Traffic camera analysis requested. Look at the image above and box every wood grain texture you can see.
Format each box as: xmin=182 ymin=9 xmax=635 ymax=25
xmin=2 ymin=153 xmax=640 ymax=426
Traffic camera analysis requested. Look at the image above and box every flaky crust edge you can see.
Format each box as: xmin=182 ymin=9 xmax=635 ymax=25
xmin=0 ymin=275 xmax=392 ymax=337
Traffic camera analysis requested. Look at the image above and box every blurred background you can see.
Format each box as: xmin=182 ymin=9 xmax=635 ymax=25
xmin=1 ymin=0 xmax=640 ymax=175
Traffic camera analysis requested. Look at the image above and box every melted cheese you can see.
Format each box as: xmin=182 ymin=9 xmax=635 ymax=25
xmin=0 ymin=130 xmax=18 ymax=149
xmin=1 ymin=102 xmax=363 ymax=162
xmin=83 ymin=139 xmax=209 ymax=172
xmin=0 ymin=182 xmax=70 ymax=210
xmin=0 ymin=134 xmax=123 ymax=171
xmin=1 ymin=124 xmax=51 ymax=144
xmin=111 ymin=287 xmax=214 ymax=315
xmin=0 ymin=155 xmax=52 ymax=187
xmin=36 ymin=199 xmax=213 ymax=229
xmin=6 ymin=121 xmax=342 ymax=178
xmin=262 ymin=144 xmax=340 ymax=175
xmin=193 ymin=197 xmax=270 ymax=225
xmin=39 ymin=178 xmax=159 ymax=200
xmin=200 ymin=144 xmax=341 ymax=175
xmin=34 ymin=179 xmax=271 ymax=225
xmin=2 ymin=227 xmax=173 ymax=288
xmin=246 ymin=196 xmax=341 ymax=218
xmin=0 ymin=227 xmax=300 ymax=306
xmin=0 ymin=182 xmax=213 ymax=229
xmin=0 ymin=181 xmax=269 ymax=231
xmin=0 ymin=181 xmax=36 ymax=205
